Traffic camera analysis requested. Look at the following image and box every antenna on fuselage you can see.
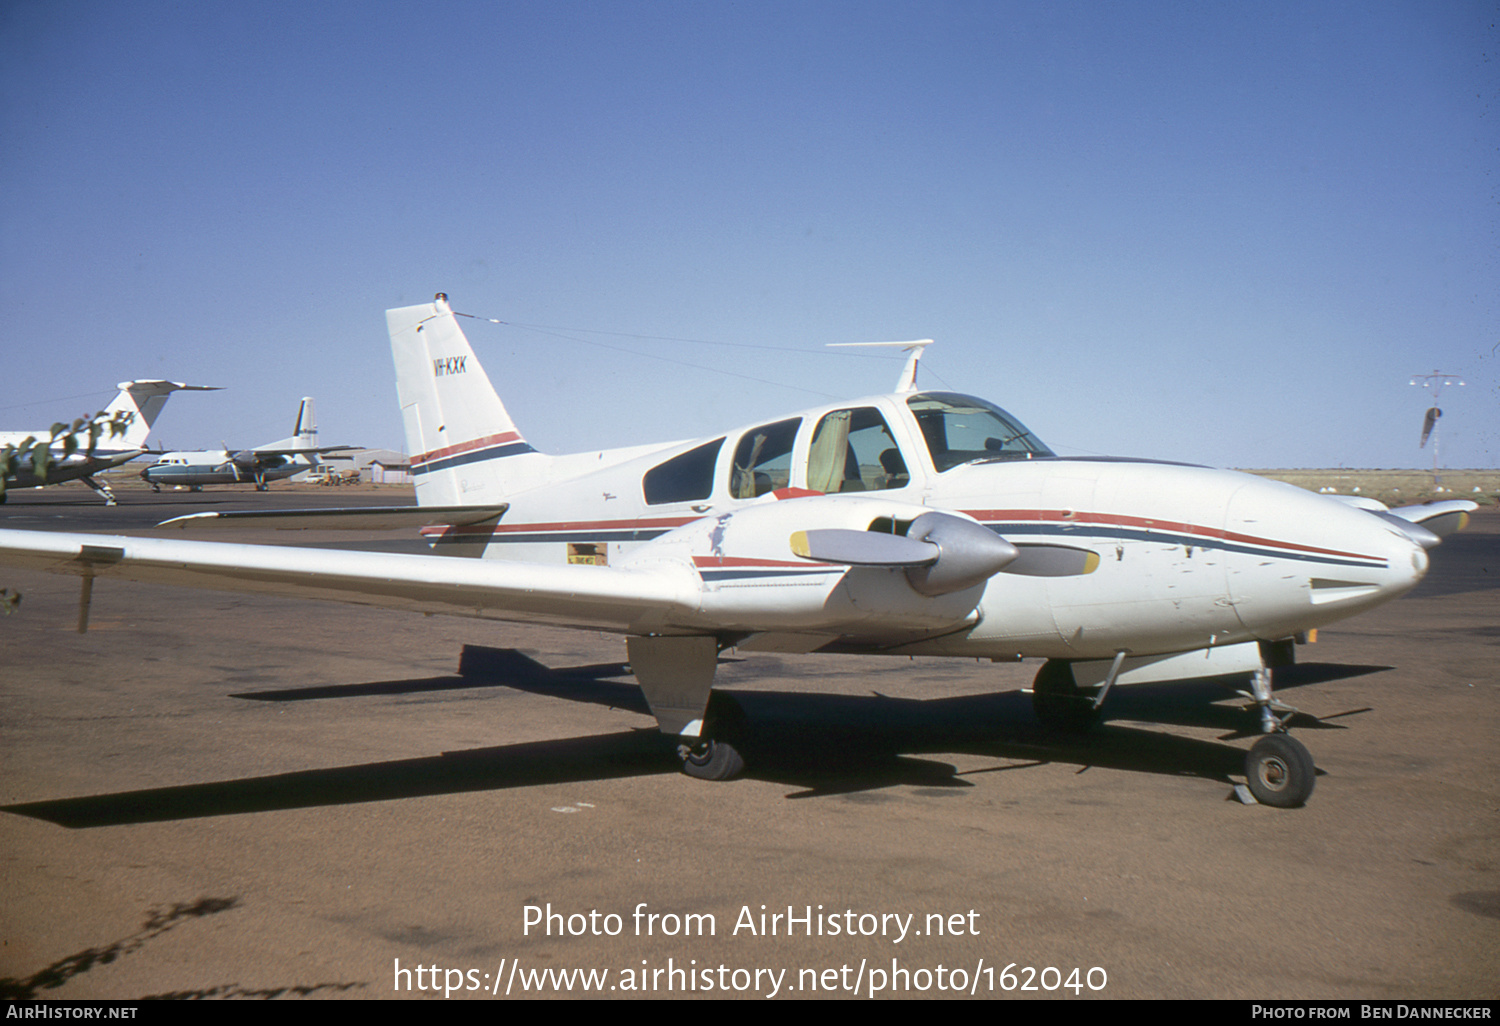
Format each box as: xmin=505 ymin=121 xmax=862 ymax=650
xmin=827 ymin=339 xmax=934 ymax=392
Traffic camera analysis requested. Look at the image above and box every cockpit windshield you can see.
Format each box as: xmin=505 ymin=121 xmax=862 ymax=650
xmin=907 ymin=392 xmax=1053 ymax=471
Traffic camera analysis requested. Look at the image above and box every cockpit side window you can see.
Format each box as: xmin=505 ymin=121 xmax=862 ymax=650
xmin=729 ymin=419 xmax=800 ymax=499
xmin=907 ymin=393 xmax=1053 ymax=471
xmin=643 ymin=438 xmax=724 ymax=505
xmin=807 ymin=407 xmax=910 ymax=493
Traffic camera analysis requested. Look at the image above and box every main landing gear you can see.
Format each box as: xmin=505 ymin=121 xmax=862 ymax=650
xmin=81 ymin=474 xmax=118 ymax=506
xmin=626 ymin=635 xmax=750 ymax=782
xmin=1030 ymin=660 xmax=1102 ymax=733
xmin=676 ymin=693 xmax=747 ymax=782
xmin=1029 ymin=657 xmax=1317 ymax=808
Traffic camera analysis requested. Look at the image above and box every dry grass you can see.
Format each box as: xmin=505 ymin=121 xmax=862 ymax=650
xmin=1244 ymin=468 xmax=1500 ymax=506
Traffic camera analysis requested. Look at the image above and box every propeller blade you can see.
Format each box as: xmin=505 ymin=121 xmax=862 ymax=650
xmin=790 ymin=529 xmax=937 ymax=566
xmin=1001 ymin=544 xmax=1101 ymax=577
xmin=794 ymin=513 xmax=1038 ymax=595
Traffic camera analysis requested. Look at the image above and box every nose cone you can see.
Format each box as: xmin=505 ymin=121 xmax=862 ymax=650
xmin=1225 ymin=479 xmax=1430 ymax=635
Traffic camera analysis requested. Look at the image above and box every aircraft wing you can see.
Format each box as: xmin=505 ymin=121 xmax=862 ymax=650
xmin=157 ymin=504 xmax=510 ymax=531
xmin=0 ymin=529 xmax=695 ymax=633
xmin=1384 ymin=500 xmax=1476 ymax=537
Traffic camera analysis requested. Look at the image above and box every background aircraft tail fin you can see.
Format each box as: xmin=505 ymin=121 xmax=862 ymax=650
xmin=387 ymin=294 xmax=549 ymax=506
xmin=293 ymin=397 xmax=316 ymax=449
xmin=257 ymin=397 xmax=319 ymax=451
xmin=105 ymin=381 xmax=220 ymax=449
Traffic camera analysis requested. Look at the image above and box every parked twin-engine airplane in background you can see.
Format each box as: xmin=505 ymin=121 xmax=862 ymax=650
xmin=139 ymin=397 xmax=357 ymax=492
xmin=0 ymin=295 xmax=1477 ymax=805
xmin=1 ymin=380 xmax=217 ymax=504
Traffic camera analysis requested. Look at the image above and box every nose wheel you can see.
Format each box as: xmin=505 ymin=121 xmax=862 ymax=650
xmin=1244 ymin=733 xmax=1315 ymax=807
xmin=1238 ymin=666 xmax=1316 ymax=806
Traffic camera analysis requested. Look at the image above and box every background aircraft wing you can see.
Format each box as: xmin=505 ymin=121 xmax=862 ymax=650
xmin=245 ymin=445 xmax=363 ymax=455
xmin=157 ymin=505 xmax=511 ymax=531
xmin=0 ymin=529 xmax=695 ymax=633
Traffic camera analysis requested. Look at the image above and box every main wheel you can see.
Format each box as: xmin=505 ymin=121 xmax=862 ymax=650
xmin=677 ymin=737 xmax=746 ymax=781
xmin=1031 ymin=660 xmax=1101 ymax=732
xmin=1244 ymin=734 xmax=1315 ymax=807
xmin=676 ymin=692 xmax=747 ymax=781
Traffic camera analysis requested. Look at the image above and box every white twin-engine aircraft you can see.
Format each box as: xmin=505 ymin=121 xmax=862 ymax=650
xmin=0 ymin=295 xmax=1476 ymax=806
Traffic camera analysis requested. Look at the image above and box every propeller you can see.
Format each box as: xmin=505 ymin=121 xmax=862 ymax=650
xmin=791 ymin=512 xmax=1103 ymax=593
xmin=792 ymin=511 xmax=1020 ymax=596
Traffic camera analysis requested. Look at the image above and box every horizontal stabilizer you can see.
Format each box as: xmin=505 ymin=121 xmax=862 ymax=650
xmin=157 ymin=504 xmax=510 ymax=531
xmin=106 ymin=381 xmax=220 ymax=448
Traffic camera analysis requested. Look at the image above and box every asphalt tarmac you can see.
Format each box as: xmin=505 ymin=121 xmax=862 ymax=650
xmin=1 ymin=485 xmax=1496 ymax=1001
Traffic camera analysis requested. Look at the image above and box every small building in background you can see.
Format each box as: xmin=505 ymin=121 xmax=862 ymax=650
xmin=300 ymin=448 xmax=411 ymax=486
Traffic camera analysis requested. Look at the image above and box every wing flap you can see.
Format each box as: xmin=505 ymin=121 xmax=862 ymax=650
xmin=0 ymin=528 xmax=693 ymax=633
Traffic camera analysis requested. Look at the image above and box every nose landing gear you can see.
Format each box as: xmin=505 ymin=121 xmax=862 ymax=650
xmin=1028 ymin=656 xmax=1318 ymax=807
xmin=1240 ymin=666 xmax=1315 ymax=807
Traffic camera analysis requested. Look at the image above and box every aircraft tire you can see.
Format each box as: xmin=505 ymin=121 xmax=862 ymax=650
xmin=677 ymin=738 xmax=746 ymax=781
xmin=675 ymin=692 xmax=748 ymax=780
xmin=1244 ymin=734 xmax=1315 ymax=807
xmin=1031 ymin=660 xmax=1100 ymax=732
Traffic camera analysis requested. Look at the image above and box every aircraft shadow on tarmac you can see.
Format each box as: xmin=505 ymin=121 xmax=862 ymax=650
xmin=2 ymin=648 xmax=1390 ymax=828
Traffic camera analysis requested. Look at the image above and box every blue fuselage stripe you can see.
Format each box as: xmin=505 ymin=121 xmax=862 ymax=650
xmin=982 ymin=522 xmax=1387 ymax=570
xmin=413 ymin=443 xmax=537 ymax=476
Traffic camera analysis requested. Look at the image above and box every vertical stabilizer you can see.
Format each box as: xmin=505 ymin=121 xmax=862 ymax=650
xmin=294 ymin=397 xmax=316 ymax=449
xmin=387 ymin=294 xmax=550 ymax=506
xmin=254 ymin=397 xmax=321 ymax=451
xmin=105 ymin=381 xmax=220 ymax=449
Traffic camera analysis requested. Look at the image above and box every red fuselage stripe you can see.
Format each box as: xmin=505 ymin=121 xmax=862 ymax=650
xmin=412 ymin=432 xmax=525 ymax=466
xmin=963 ymin=508 xmax=1381 ymax=563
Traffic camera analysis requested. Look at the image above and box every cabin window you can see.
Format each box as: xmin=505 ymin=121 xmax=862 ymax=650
xmin=807 ymin=407 xmax=909 ymax=493
xmin=907 ymin=392 xmax=1053 ymax=471
xmin=642 ymin=438 xmax=724 ymax=505
xmin=729 ymin=418 xmax=800 ymax=498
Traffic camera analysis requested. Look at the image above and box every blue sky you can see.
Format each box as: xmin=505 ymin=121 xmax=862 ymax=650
xmin=2 ymin=0 xmax=1495 ymax=469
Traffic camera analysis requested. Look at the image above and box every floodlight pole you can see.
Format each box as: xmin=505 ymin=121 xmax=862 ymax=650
xmin=1409 ymin=371 xmax=1464 ymax=489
